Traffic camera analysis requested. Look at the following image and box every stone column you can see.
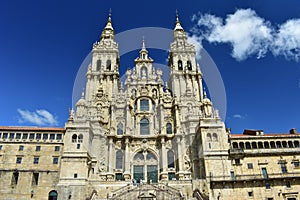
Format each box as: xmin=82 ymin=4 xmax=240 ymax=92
xmin=86 ymin=74 xmax=91 ymax=101
xmin=126 ymin=104 xmax=132 ymax=134
xmin=143 ymin=151 xmax=147 ymax=183
xmin=160 ymin=107 xmax=165 ymax=134
xmin=175 ymin=105 xmax=181 ymax=132
xmin=93 ymin=75 xmax=97 ymax=97
xmin=107 ymin=138 xmax=114 ymax=180
xmin=160 ymin=137 xmax=168 ymax=181
xmin=123 ymin=138 xmax=131 ymax=181
xmin=176 ymin=136 xmax=184 ymax=180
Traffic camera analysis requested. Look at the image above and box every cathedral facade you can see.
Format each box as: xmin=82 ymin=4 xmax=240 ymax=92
xmin=0 ymin=13 xmax=300 ymax=200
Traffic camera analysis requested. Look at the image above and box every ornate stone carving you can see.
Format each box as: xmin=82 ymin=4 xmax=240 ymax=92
xmin=97 ymin=159 xmax=106 ymax=172
xmin=139 ymin=85 xmax=149 ymax=96
xmin=95 ymin=87 xmax=110 ymax=124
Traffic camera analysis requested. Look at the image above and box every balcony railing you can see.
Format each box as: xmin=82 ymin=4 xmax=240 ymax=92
xmin=229 ymin=148 xmax=244 ymax=154
xmin=210 ymin=171 xmax=300 ymax=182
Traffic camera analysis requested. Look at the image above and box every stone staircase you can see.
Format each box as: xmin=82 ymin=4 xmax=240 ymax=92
xmin=107 ymin=183 xmax=185 ymax=200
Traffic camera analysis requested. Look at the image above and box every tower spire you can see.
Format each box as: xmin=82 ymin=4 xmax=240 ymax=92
xmin=135 ymin=37 xmax=153 ymax=63
xmin=139 ymin=37 xmax=148 ymax=56
xmin=101 ymin=9 xmax=114 ymax=39
xmin=174 ymin=10 xmax=184 ymax=31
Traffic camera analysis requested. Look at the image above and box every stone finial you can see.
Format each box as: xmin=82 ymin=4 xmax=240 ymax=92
xmin=68 ymin=108 xmax=75 ymax=121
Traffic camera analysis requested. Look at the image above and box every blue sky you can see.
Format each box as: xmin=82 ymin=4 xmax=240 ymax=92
xmin=0 ymin=0 xmax=299 ymax=134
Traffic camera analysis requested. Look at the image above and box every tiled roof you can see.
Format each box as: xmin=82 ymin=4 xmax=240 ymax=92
xmin=0 ymin=126 xmax=65 ymax=131
xmin=230 ymin=133 xmax=300 ymax=137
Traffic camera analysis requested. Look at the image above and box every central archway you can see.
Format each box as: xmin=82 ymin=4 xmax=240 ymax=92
xmin=132 ymin=150 xmax=158 ymax=183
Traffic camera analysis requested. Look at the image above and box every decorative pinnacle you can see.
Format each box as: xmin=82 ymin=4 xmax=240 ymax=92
xmin=139 ymin=37 xmax=148 ymax=55
xmin=108 ymin=8 xmax=112 ymax=21
xmin=142 ymin=36 xmax=146 ymax=50
xmin=81 ymin=88 xmax=85 ymax=98
xmin=203 ymin=88 xmax=207 ymax=98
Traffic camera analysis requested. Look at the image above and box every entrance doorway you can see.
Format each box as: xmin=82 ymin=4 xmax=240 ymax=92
xmin=147 ymin=165 xmax=158 ymax=183
xmin=133 ymin=165 xmax=144 ymax=182
xmin=132 ymin=151 xmax=158 ymax=183
xmin=48 ymin=190 xmax=58 ymax=200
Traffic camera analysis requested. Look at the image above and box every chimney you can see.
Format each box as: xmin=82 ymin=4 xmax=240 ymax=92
xmin=290 ymin=128 xmax=297 ymax=134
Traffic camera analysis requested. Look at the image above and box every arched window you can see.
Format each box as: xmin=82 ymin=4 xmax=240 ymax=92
xmin=178 ymin=60 xmax=183 ymax=70
xmin=282 ymin=141 xmax=287 ymax=148
xmin=78 ymin=134 xmax=83 ymax=143
xmin=207 ymin=133 xmax=212 ymax=142
xmin=294 ymin=140 xmax=300 ymax=148
xmin=264 ymin=141 xmax=270 ymax=148
xmin=117 ymin=123 xmax=123 ymax=135
xmin=232 ymin=142 xmax=238 ymax=149
xmin=140 ymin=118 xmax=150 ymax=135
xmin=167 ymin=150 xmax=175 ymax=168
xmin=252 ymin=142 xmax=257 ymax=149
xmin=48 ymin=190 xmax=58 ymax=200
xmin=245 ymin=142 xmax=251 ymax=149
xmin=239 ymin=142 xmax=245 ymax=149
xmin=116 ymin=150 xmax=123 ymax=169
xmin=187 ymin=60 xmax=192 ymax=70
xmin=96 ymin=60 xmax=101 ymax=71
xmin=276 ymin=141 xmax=282 ymax=148
xmin=134 ymin=152 xmax=144 ymax=160
xmin=146 ymin=152 xmax=157 ymax=160
xmin=72 ymin=134 xmax=77 ymax=143
xmin=140 ymin=99 xmax=149 ymax=111
xmin=166 ymin=123 xmax=172 ymax=134
xmin=212 ymin=133 xmax=218 ymax=141
xmin=270 ymin=141 xmax=276 ymax=148
xmin=106 ymin=60 xmax=111 ymax=70
xmin=141 ymin=66 xmax=148 ymax=78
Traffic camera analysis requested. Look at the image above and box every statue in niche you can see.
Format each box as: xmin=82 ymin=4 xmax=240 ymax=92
xmin=184 ymin=153 xmax=191 ymax=171
xmin=202 ymin=90 xmax=213 ymax=117
xmin=203 ymin=101 xmax=212 ymax=117
xmin=141 ymin=67 xmax=147 ymax=78
xmin=152 ymin=89 xmax=157 ymax=99
xmin=166 ymin=140 xmax=172 ymax=149
xmin=97 ymin=159 xmax=106 ymax=173
xmin=187 ymin=103 xmax=194 ymax=115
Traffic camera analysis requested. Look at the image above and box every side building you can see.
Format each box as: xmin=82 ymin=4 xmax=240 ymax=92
xmin=0 ymin=127 xmax=64 ymax=200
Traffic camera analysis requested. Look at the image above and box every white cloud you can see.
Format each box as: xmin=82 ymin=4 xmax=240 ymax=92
xmin=233 ymin=114 xmax=244 ymax=119
xmin=272 ymin=19 xmax=300 ymax=61
xmin=190 ymin=8 xmax=300 ymax=61
xmin=17 ymin=109 xmax=58 ymax=126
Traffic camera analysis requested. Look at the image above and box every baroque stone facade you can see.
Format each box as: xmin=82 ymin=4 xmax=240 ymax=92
xmin=0 ymin=13 xmax=300 ymax=200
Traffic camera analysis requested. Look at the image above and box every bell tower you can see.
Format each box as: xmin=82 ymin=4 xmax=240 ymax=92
xmin=168 ymin=12 xmax=203 ymax=102
xmin=86 ymin=11 xmax=121 ymax=102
